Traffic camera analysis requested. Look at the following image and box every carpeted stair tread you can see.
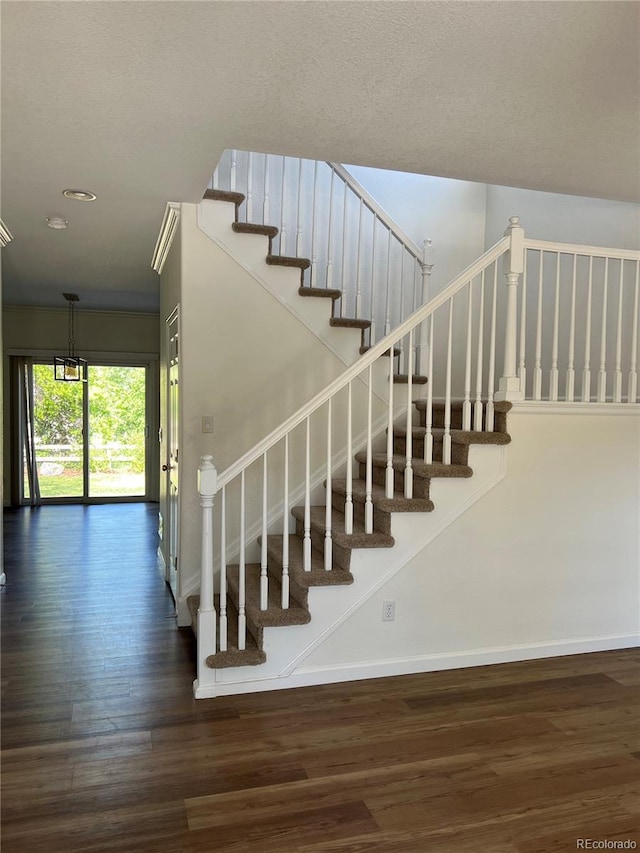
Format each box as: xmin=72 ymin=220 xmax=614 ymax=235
xmin=355 ymin=450 xmax=473 ymax=479
xmin=232 ymin=222 xmax=279 ymax=239
xmin=392 ymin=426 xmax=511 ymax=446
xmin=291 ymin=505 xmax=395 ymax=549
xmin=266 ymin=255 xmax=311 ymax=270
xmin=226 ymin=563 xmax=311 ymax=628
xmin=393 ymin=373 xmax=429 ymax=384
xmin=330 ymin=317 xmax=371 ymax=330
xmin=203 ymin=188 xmax=245 ymax=206
xmin=299 ymin=287 xmax=342 ymax=300
xmin=331 ymin=478 xmax=434 ymax=513
xmin=186 ymin=594 xmax=267 ymax=669
xmin=359 ymin=345 xmax=401 ymax=357
xmin=265 ymin=535 xmax=355 ymax=587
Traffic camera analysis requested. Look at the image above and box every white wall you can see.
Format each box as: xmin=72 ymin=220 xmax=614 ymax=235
xmin=344 ymin=165 xmax=488 ymax=294
xmin=304 ymin=409 xmax=639 ymax=671
xmin=485 ymin=184 xmax=640 ymax=250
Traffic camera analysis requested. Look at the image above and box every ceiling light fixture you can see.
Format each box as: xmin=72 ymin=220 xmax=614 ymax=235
xmin=47 ymin=215 xmax=68 ymax=230
xmin=54 ymin=293 xmax=87 ymax=382
xmin=62 ymin=189 xmax=96 ymax=201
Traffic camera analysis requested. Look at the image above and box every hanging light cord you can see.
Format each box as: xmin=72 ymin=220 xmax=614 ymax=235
xmin=68 ymin=300 xmax=76 ymax=358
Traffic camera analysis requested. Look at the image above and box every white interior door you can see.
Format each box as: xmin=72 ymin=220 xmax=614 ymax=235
xmin=165 ymin=309 xmax=180 ymax=597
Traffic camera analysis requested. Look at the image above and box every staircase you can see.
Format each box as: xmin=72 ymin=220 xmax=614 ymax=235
xmin=202 ymin=188 xmax=428 ymax=385
xmin=179 ymin=153 xmax=640 ymax=699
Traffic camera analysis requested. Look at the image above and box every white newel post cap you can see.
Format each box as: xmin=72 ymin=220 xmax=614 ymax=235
xmin=503 ymin=215 xmax=525 ymax=276
xmin=198 ymin=455 xmax=217 ymax=498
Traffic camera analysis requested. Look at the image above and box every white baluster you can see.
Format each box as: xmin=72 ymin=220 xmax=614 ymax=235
xmin=370 ymin=215 xmax=378 ymax=341
xmin=238 ymin=470 xmax=246 ymax=650
xmin=533 ymin=250 xmax=544 ymax=401
xmin=462 ymin=280 xmax=473 ymax=430
xmin=219 ymin=485 xmax=227 ymax=651
xmin=246 ymin=152 xmax=254 ymax=223
xmin=282 ymin=434 xmax=290 ymax=608
xmin=566 ymin=254 xmax=577 ymax=402
xmin=311 ymin=160 xmax=318 ymax=287
xmin=355 ymin=199 xmax=364 ymax=319
xmin=486 ymin=263 xmax=498 ymax=430
xmin=212 ymin=165 xmax=219 ymax=190
xmin=263 ymin=153 xmax=270 ymax=223
xmin=296 ymin=158 xmax=303 ymax=257
xmin=303 ymin=417 xmax=311 ymax=571
xmin=496 ymin=216 xmax=525 ymax=402
xmin=324 ymin=399 xmax=333 ymax=571
xmin=384 ymin=230 xmax=392 ymax=336
xmin=365 ymin=364 xmax=374 ymax=533
xmin=443 ymin=300 xmax=453 ymax=465
xmin=518 ymin=253 xmax=527 ymax=396
xmin=341 ymin=184 xmax=349 ymax=315
xmin=260 ymin=452 xmax=268 ymax=611
xmin=424 ymin=314 xmax=434 ymax=462
xmin=280 ymin=155 xmax=287 ymax=255
xmin=385 ymin=352 xmax=395 ymax=498
xmin=582 ymin=256 xmax=594 ymax=402
xmin=597 ymin=258 xmax=609 ymax=402
xmin=404 ymin=329 xmax=413 ymax=499
xmin=230 ymin=150 xmax=237 ymax=192
xmin=345 ymin=382 xmax=354 ymax=534
xmin=474 ymin=271 xmax=485 ymax=431
xmin=326 ymin=168 xmax=335 ymax=290
xmin=628 ymin=260 xmax=639 ymax=403
xmin=417 ymin=239 xmax=434 ymax=376
xmin=197 ymin=456 xmax=217 ymax=667
xmin=550 ymin=253 xmax=560 ymax=401
xmin=614 ymin=260 xmax=624 ymax=403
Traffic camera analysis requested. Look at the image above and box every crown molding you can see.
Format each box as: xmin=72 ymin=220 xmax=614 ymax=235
xmin=151 ymin=202 xmax=180 ymax=274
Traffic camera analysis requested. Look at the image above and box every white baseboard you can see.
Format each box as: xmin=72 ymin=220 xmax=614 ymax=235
xmin=193 ymin=632 xmax=639 ymax=698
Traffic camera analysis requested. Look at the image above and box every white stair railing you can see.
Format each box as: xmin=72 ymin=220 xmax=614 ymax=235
xmin=519 ymin=241 xmax=640 ymax=403
xmin=210 ymin=150 xmax=432 ymax=371
xmin=195 ymin=221 xmax=519 ymax=676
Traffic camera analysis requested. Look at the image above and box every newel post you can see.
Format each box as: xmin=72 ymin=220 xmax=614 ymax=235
xmin=416 ymin=238 xmax=434 ymax=377
xmin=496 ymin=216 xmax=525 ymax=402
xmin=195 ymin=455 xmax=217 ymax=692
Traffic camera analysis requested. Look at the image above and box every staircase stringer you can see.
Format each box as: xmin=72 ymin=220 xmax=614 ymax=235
xmin=194 ymin=443 xmax=506 ymax=698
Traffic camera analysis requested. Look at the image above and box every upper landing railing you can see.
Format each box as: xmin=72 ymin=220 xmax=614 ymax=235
xmin=210 ymin=150 xmax=433 ymax=372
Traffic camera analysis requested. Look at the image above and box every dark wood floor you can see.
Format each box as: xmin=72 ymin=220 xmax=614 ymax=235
xmin=1 ymin=504 xmax=638 ymax=852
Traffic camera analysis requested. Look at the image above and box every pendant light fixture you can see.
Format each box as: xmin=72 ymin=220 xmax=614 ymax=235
xmin=54 ymin=293 xmax=87 ymax=382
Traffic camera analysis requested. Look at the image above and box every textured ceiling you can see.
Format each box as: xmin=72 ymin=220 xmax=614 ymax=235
xmin=2 ymin=0 xmax=639 ymax=312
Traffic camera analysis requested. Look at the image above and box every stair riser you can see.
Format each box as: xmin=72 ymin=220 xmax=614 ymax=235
xmin=264 ymin=554 xmax=309 ymax=610
xmin=359 ymin=462 xmax=431 ymax=499
xmin=294 ymin=518 xmax=352 ymax=570
xmin=331 ymin=491 xmax=392 ymax=535
xmin=393 ymin=436 xmax=469 ymax=466
xmin=418 ymin=406 xmax=509 ymax=433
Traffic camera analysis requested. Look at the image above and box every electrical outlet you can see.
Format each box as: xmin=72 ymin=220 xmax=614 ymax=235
xmin=382 ymin=600 xmax=395 ymax=622
xmin=202 ymin=416 xmax=213 ymax=434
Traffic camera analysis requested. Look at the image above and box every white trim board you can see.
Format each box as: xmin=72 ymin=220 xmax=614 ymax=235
xmin=194 ymin=632 xmax=639 ymax=698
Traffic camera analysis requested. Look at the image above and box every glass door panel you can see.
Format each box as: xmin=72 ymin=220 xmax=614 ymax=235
xmin=32 ymin=363 xmax=85 ymax=498
xmin=88 ymin=366 xmax=146 ymax=498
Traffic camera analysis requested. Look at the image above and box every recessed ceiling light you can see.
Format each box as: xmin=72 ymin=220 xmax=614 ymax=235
xmin=62 ymin=189 xmax=96 ymax=201
xmin=47 ymin=216 xmax=68 ymax=230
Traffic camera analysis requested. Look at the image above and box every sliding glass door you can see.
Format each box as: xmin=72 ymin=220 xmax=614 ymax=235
xmin=23 ymin=362 xmax=148 ymax=502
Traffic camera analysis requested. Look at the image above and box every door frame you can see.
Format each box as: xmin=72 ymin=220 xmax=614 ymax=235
xmin=162 ymin=306 xmax=180 ymax=596
xmin=7 ymin=349 xmax=160 ymax=505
